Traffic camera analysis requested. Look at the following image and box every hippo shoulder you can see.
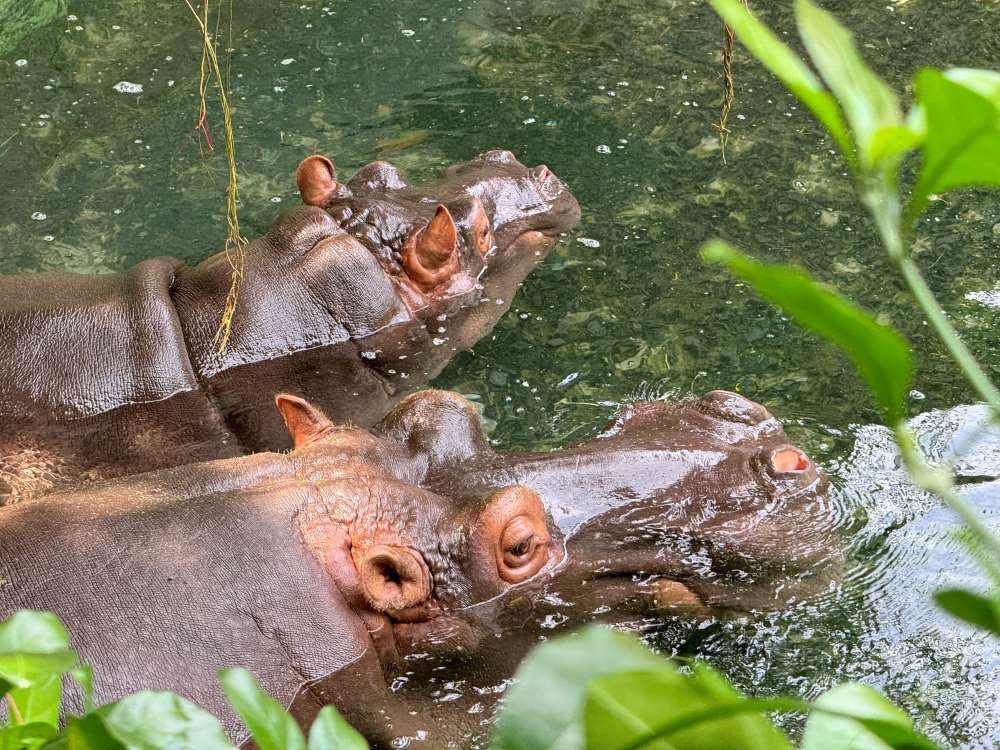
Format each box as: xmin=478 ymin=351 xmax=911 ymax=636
xmin=0 ymin=257 xmax=196 ymax=419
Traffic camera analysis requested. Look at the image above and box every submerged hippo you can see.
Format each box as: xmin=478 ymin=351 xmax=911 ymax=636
xmin=0 ymin=151 xmax=580 ymax=504
xmin=0 ymin=389 xmax=835 ymax=746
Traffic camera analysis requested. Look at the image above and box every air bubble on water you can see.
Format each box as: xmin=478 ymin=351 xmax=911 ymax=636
xmin=400 ymin=29 xmax=416 ymax=36
xmin=280 ymin=57 xmax=295 ymax=65
xmin=576 ymin=237 xmax=600 ymax=248
xmin=15 ymin=59 xmax=28 ymax=67
xmin=522 ymin=117 xmax=536 ymax=124
xmin=67 ymin=14 xmax=78 ymax=20
xmin=112 ymin=81 xmax=143 ymax=94
xmin=909 ymin=390 xmax=926 ymax=401
xmin=113 ymin=208 xmax=123 ymax=215
xmin=557 ymin=372 xmax=578 ymax=387
xmin=273 ymin=86 xmax=286 ymax=93
xmin=595 ymin=144 xmax=611 ymax=154
xmin=43 ymin=235 xmax=54 ymax=241
xmin=270 ymin=196 xmax=282 ymax=203
xmin=541 ymin=613 xmax=569 ymax=629
xmin=31 ymin=212 xmax=47 ymax=221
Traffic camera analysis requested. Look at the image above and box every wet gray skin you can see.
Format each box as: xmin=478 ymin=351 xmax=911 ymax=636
xmin=0 ymin=151 xmax=580 ymax=504
xmin=0 ymin=388 xmax=834 ymax=748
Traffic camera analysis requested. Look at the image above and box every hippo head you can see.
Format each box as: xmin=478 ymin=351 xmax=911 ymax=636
xmin=278 ymin=387 xmax=835 ymax=673
xmin=295 ymin=150 xmax=581 ymax=344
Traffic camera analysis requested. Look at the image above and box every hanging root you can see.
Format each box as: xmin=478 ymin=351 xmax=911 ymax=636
xmin=713 ymin=0 xmax=749 ymax=164
xmin=185 ymin=0 xmax=246 ymax=352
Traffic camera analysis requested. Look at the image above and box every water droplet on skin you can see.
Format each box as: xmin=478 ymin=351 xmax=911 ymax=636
xmin=361 ymin=351 xmax=377 ymax=359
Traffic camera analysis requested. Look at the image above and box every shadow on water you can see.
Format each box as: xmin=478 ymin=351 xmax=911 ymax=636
xmin=1 ymin=0 xmax=999 ymax=745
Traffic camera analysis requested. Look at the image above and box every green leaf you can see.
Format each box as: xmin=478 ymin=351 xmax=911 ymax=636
xmin=96 ymin=691 xmax=236 ymax=750
xmin=7 ymin=675 xmax=61 ymax=729
xmin=933 ymin=588 xmax=1000 ymax=635
xmin=61 ymin=714 xmax=127 ymax=750
xmin=0 ymin=613 xmax=69 ymax=656
xmin=70 ymin=666 xmax=93 ymax=714
xmin=801 ymin=683 xmax=941 ymax=750
xmin=702 ymin=241 xmax=912 ymax=425
xmin=909 ymin=68 xmax=1000 ymax=220
xmin=584 ymin=666 xmax=793 ymax=750
xmin=490 ymin=626 xmax=667 ymax=750
xmin=0 ymin=653 xmax=77 ymax=691
xmin=307 ymin=706 xmax=368 ymax=750
xmin=219 ymin=668 xmax=305 ymax=750
xmin=707 ymin=0 xmax=852 ymax=159
xmin=0 ymin=722 xmax=57 ymax=750
xmin=795 ymin=0 xmax=901 ymax=167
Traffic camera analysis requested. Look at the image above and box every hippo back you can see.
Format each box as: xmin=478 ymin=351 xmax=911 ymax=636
xmin=0 ymin=454 xmax=369 ymax=739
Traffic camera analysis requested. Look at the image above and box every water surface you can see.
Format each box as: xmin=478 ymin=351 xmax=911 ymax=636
xmin=2 ymin=0 xmax=999 ymax=745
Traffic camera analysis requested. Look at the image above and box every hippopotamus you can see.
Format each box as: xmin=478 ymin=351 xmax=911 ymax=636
xmin=0 ymin=389 xmax=835 ymax=746
xmin=0 ymin=150 xmax=580 ymax=504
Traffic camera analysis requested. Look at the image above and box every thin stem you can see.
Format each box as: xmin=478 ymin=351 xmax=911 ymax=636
xmin=861 ymin=181 xmax=1000 ymax=414
xmin=897 ymin=257 xmax=1000 ymax=412
xmin=894 ymin=426 xmax=1000 ymax=560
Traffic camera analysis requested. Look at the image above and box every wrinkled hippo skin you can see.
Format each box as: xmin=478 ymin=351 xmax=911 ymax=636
xmin=0 ymin=150 xmax=580 ymax=504
xmin=0 ymin=389 xmax=835 ymax=746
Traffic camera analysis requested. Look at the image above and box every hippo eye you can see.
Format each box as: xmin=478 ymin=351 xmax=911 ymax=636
xmin=498 ymin=514 xmax=549 ymax=582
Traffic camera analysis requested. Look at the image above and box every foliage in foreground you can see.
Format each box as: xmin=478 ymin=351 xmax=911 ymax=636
xmin=703 ymin=0 xmax=1000 ymax=636
xmin=1 ymin=609 xmax=943 ymax=750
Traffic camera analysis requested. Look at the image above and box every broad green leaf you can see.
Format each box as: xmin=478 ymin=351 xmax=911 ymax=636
xmin=801 ymin=683 xmax=940 ymax=750
xmin=0 ymin=614 xmax=69 ymax=656
xmin=584 ymin=666 xmax=793 ymax=750
xmin=219 ymin=668 xmax=305 ymax=750
xmin=307 ymin=706 xmax=368 ymax=750
xmin=0 ymin=653 xmax=77 ymax=691
xmin=490 ymin=626 xmax=667 ymax=750
xmin=702 ymin=241 xmax=912 ymax=425
xmin=795 ymin=0 xmax=900 ymax=167
xmin=97 ymin=691 xmax=236 ymax=750
xmin=7 ymin=675 xmax=60 ymax=729
xmin=0 ymin=722 xmax=57 ymax=750
xmin=868 ymin=126 xmax=922 ymax=167
xmin=933 ymin=588 xmax=1000 ymax=635
xmin=909 ymin=68 xmax=1000 ymax=220
xmin=61 ymin=714 xmax=126 ymax=750
xmin=707 ymin=0 xmax=851 ymax=159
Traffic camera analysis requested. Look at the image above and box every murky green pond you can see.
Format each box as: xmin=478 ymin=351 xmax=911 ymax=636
xmin=2 ymin=0 xmax=999 ymax=745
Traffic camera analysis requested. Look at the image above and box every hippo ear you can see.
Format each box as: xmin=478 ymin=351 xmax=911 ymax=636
xmin=275 ymin=393 xmax=334 ymax=448
xmin=296 ymin=154 xmax=338 ymax=207
xmin=402 ymin=205 xmax=460 ymax=292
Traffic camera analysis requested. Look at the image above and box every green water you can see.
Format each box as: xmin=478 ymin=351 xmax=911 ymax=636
xmin=2 ymin=0 xmax=999 ymax=745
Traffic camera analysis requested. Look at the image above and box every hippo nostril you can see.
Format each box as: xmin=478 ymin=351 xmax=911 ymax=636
xmin=532 ymin=164 xmax=553 ymax=181
xmin=769 ymin=446 xmax=810 ymax=475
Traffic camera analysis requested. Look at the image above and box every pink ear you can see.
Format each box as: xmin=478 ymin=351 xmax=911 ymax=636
xmin=402 ymin=205 xmax=460 ymax=292
xmin=274 ymin=393 xmax=334 ymax=447
xmin=296 ymin=154 xmax=338 ymax=207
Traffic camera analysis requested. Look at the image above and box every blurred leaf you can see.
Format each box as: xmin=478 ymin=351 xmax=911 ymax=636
xmin=909 ymin=68 xmax=1000 ymax=220
xmin=52 ymin=714 xmax=127 ymax=750
xmin=795 ymin=0 xmax=900 ymax=167
xmin=933 ymin=588 xmax=1000 ymax=635
xmin=0 ymin=653 xmax=77 ymax=691
xmin=584 ymin=665 xmax=793 ymax=750
xmin=97 ymin=691 xmax=236 ymax=750
xmin=0 ymin=614 xmax=69 ymax=656
xmin=707 ymin=0 xmax=852 ymax=158
xmin=307 ymin=706 xmax=368 ymax=750
xmin=8 ymin=675 xmax=60 ymax=729
xmin=219 ymin=668 xmax=305 ymax=750
xmin=801 ymin=683 xmax=941 ymax=750
xmin=868 ymin=126 xmax=922 ymax=167
xmin=702 ymin=242 xmax=911 ymax=424
xmin=490 ymin=626 xmax=666 ymax=750
xmin=70 ymin=666 xmax=93 ymax=714
xmin=0 ymin=722 xmax=57 ymax=750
